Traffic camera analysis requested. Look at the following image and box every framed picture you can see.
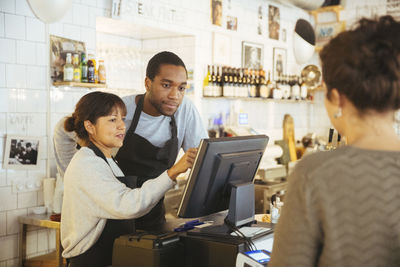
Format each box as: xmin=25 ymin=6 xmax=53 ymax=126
xmin=273 ymin=47 xmax=287 ymax=80
xmin=226 ymin=16 xmax=237 ymax=31
xmin=268 ymin=5 xmax=280 ymax=40
xmin=50 ymin=35 xmax=86 ymax=82
xmin=3 ymin=135 xmax=42 ymax=170
xmin=242 ymin=41 xmax=263 ymax=69
xmin=211 ymin=0 xmax=222 ymax=26
xmin=213 ymin=32 xmax=231 ymax=65
xmin=315 ymin=21 xmax=346 ymax=51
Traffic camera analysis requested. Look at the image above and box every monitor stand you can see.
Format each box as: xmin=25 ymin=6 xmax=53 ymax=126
xmin=187 ymin=183 xmax=270 ymax=240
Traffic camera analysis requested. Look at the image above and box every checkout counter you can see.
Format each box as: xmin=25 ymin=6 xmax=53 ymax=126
xmin=112 ymin=211 xmax=274 ymax=267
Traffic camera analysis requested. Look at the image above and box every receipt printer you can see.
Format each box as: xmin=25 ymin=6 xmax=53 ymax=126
xmin=112 ymin=231 xmax=184 ymax=267
xmin=236 ymin=250 xmax=271 ymax=267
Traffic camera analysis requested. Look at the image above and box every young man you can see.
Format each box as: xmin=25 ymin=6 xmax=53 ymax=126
xmin=53 ymin=51 xmax=208 ymax=230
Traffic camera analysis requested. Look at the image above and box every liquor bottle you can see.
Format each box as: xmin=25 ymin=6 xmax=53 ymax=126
xmin=80 ymin=53 xmax=88 ymax=83
xmin=63 ymin=53 xmax=73 ymax=82
xmin=98 ymin=60 xmax=106 ymax=84
xmin=211 ymin=65 xmax=217 ymax=96
xmin=72 ymin=54 xmax=81 ymax=82
xmin=300 ymin=77 xmax=308 ymax=100
xmin=203 ymin=65 xmax=212 ymax=97
xmin=326 ymin=128 xmax=335 ymax=150
xmin=259 ymin=69 xmax=269 ymax=98
xmin=281 ymin=75 xmax=291 ymax=99
xmin=291 ymin=75 xmax=301 ymax=100
xmin=216 ymin=66 xmax=222 ymax=96
xmin=87 ymin=56 xmax=95 ymax=83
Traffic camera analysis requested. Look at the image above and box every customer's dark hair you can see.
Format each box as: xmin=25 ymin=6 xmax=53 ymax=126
xmin=64 ymin=91 xmax=127 ymax=142
xmin=146 ymin=51 xmax=187 ymax=80
xmin=320 ymin=15 xmax=400 ymax=113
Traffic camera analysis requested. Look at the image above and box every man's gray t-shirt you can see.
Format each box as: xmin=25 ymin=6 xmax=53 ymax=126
xmin=53 ymin=95 xmax=208 ymax=177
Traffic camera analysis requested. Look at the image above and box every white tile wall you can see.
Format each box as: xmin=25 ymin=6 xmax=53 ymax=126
xmin=16 ymin=40 xmax=36 ymax=65
xmin=6 ymin=208 xmax=27 ymax=235
xmin=17 ymin=191 xmax=37 ymax=208
xmin=0 ymin=0 xmax=15 ymax=14
xmin=0 ymin=13 xmax=4 ymax=37
xmin=0 ymin=235 xmax=18 ymax=261
xmin=63 ymin=24 xmax=81 ymax=41
xmin=35 ymin=43 xmax=46 ymax=66
xmin=26 ymin=17 xmax=45 ymax=43
xmin=0 ymin=38 xmax=16 ymax=63
xmin=26 ymin=66 xmax=46 ymax=89
xmin=6 ymin=64 xmax=26 ymax=88
xmin=26 ymin=230 xmax=38 ymax=256
xmin=0 ymin=187 xmax=17 ymax=212
xmin=73 ymin=4 xmax=89 ymax=26
xmin=0 ymin=64 xmax=5 ymax=87
xmin=4 ymin=14 xmax=25 ymax=40
xmin=15 ymin=0 xmax=34 ymax=17
xmin=0 ymin=212 xmax=6 ymax=236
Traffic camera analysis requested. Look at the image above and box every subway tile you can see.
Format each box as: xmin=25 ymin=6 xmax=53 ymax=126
xmin=0 ymin=13 xmax=4 ymax=37
xmin=26 ymin=17 xmax=45 ymax=43
xmin=0 ymin=38 xmax=16 ymax=63
xmin=15 ymin=0 xmax=34 ymax=17
xmin=48 ymin=229 xmax=56 ymax=250
xmin=26 ymin=66 xmax=46 ymax=89
xmin=16 ymin=40 xmax=36 ymax=65
xmin=0 ymin=64 xmax=5 ymax=87
xmin=6 ymin=208 xmax=26 ymax=235
xmin=60 ymin=7 xmax=73 ymax=24
xmin=0 ymin=88 xmax=8 ymax=112
xmin=6 ymin=112 xmax=29 ymax=135
xmin=97 ymin=0 xmax=112 ymax=9
xmin=81 ymin=27 xmax=95 ymax=51
xmin=26 ymin=230 xmax=38 ymax=256
xmin=17 ymin=190 xmax=37 ymax=209
xmin=0 ymin=212 xmax=5 ymax=236
xmin=49 ymin=22 xmax=63 ymax=37
xmin=0 ymin=234 xmax=18 ymax=261
xmin=0 ymin=113 xmax=5 ymax=135
xmin=37 ymin=230 xmax=49 ymax=252
xmin=63 ymin=24 xmax=81 ymax=41
xmin=26 ymin=113 xmax=47 ymax=136
xmin=73 ymin=4 xmax=89 ymax=26
xmin=0 ymin=187 xmax=17 ymax=212
xmin=5 ymin=64 xmax=26 ymax=88
xmin=85 ymin=0 xmax=97 ymax=7
xmin=35 ymin=43 xmax=46 ymax=66
xmin=0 ymin=168 xmax=6 ymax=187
xmin=4 ymin=14 xmax=25 ymax=40
xmin=0 ymin=88 xmax=17 ymax=113
xmin=0 ymin=0 xmax=15 ymax=14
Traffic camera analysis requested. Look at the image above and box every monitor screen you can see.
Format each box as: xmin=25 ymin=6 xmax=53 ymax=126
xmin=177 ymin=135 xmax=269 ymax=224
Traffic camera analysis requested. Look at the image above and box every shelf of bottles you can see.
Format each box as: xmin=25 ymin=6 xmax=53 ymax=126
xmin=52 ymin=52 xmax=107 ymax=88
xmin=203 ymin=65 xmax=311 ymax=102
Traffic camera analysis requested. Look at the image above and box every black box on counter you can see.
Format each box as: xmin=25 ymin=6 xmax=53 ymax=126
xmin=112 ymin=231 xmax=184 ymax=267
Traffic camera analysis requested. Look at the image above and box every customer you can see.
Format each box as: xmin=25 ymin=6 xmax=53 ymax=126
xmin=269 ymin=16 xmax=400 ymax=267
xmin=61 ymin=91 xmax=197 ymax=267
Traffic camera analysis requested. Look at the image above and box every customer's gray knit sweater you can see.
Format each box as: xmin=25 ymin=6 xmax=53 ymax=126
xmin=269 ymin=146 xmax=400 ymax=267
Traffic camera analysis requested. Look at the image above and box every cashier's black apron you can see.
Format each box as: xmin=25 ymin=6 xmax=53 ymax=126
xmin=68 ymin=143 xmax=137 ymax=267
xmin=115 ymin=94 xmax=179 ymax=230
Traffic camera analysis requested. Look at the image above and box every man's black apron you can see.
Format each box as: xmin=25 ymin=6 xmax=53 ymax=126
xmin=115 ymin=94 xmax=179 ymax=230
xmin=68 ymin=143 xmax=137 ymax=267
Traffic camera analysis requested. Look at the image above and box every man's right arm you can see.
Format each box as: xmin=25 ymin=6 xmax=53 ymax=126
xmin=53 ymin=117 xmax=79 ymax=178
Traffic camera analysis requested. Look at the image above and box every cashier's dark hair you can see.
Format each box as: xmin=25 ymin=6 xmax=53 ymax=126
xmin=146 ymin=51 xmax=187 ymax=80
xmin=64 ymin=91 xmax=127 ymax=142
xmin=320 ymin=15 xmax=400 ymax=113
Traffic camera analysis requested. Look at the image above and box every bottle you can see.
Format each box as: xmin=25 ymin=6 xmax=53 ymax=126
xmin=80 ymin=53 xmax=88 ymax=83
xmin=259 ymin=69 xmax=269 ymax=98
xmin=63 ymin=53 xmax=73 ymax=82
xmin=203 ymin=65 xmax=211 ymax=97
xmin=291 ymin=76 xmax=301 ymax=100
xmin=98 ymin=60 xmax=106 ymax=84
xmin=73 ymin=54 xmax=81 ymax=82
xmin=300 ymin=78 xmax=308 ymax=100
xmin=87 ymin=56 xmax=95 ymax=83
xmin=326 ymin=128 xmax=335 ymax=150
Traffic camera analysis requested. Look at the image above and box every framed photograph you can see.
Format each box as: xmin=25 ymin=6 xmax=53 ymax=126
xmin=315 ymin=21 xmax=346 ymax=51
xmin=211 ymin=0 xmax=222 ymax=26
xmin=242 ymin=42 xmax=263 ymax=69
xmin=50 ymin=35 xmax=86 ymax=82
xmin=268 ymin=5 xmax=280 ymax=40
xmin=3 ymin=135 xmax=42 ymax=170
xmin=226 ymin=16 xmax=237 ymax=31
xmin=273 ymin=47 xmax=287 ymax=80
xmin=213 ymin=32 xmax=231 ymax=65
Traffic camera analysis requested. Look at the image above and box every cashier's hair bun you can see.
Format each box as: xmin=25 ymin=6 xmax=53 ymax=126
xmin=64 ymin=91 xmax=127 ymax=142
xmin=320 ymin=15 xmax=400 ymax=113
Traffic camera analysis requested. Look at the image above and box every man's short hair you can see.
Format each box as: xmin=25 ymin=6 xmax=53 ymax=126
xmin=146 ymin=51 xmax=187 ymax=80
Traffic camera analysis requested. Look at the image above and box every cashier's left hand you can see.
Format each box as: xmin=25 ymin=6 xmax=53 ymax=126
xmin=167 ymin=148 xmax=198 ymax=181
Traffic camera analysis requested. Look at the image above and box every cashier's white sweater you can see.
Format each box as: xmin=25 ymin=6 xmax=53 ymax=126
xmin=61 ymin=147 xmax=174 ymax=258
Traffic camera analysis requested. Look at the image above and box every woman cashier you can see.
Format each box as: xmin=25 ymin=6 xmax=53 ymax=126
xmin=61 ymin=91 xmax=197 ymax=267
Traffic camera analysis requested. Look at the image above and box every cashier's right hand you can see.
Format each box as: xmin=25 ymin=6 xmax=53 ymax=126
xmin=167 ymin=148 xmax=198 ymax=181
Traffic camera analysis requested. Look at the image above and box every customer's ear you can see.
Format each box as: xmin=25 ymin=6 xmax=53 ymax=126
xmin=329 ymin=88 xmax=341 ymax=107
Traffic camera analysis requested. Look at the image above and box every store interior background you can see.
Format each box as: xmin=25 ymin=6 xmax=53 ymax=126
xmin=0 ymin=0 xmax=392 ymax=264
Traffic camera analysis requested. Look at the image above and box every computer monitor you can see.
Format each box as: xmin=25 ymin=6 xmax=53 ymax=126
xmin=177 ymin=135 xmax=269 ymax=229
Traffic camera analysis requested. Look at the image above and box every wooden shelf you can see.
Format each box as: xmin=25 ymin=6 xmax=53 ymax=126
xmin=202 ymin=96 xmax=313 ymax=103
xmin=24 ymin=251 xmax=67 ymax=267
xmin=52 ymin=81 xmax=107 ymax=88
